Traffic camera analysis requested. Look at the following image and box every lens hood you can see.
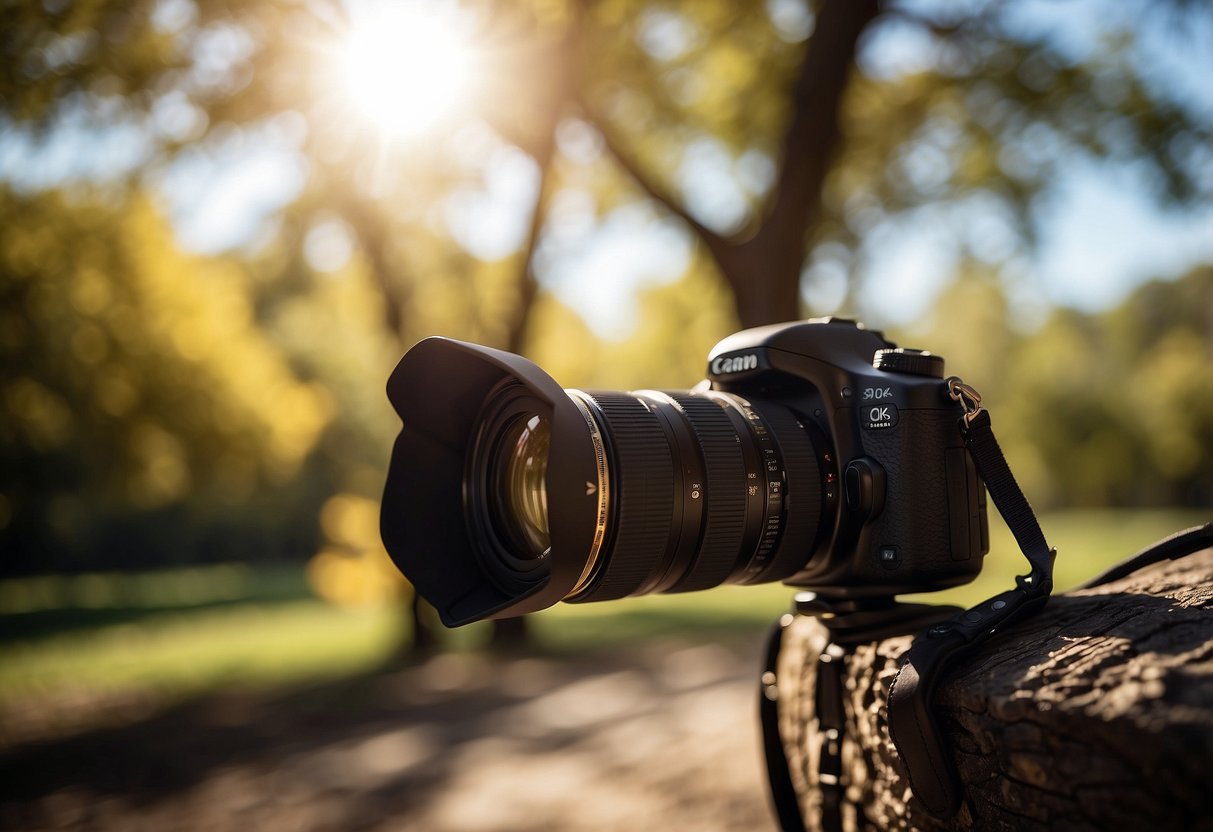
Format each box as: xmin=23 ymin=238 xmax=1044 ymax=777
xmin=381 ymin=338 xmax=604 ymax=626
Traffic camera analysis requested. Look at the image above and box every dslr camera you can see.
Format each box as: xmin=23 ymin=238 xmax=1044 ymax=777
xmin=380 ymin=318 xmax=988 ymax=624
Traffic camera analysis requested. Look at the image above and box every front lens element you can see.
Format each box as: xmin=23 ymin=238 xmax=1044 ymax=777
xmin=466 ymin=383 xmax=557 ymax=594
xmin=494 ymin=414 xmax=551 ymax=558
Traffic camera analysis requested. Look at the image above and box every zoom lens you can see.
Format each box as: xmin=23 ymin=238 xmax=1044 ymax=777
xmin=466 ymin=384 xmax=830 ymax=603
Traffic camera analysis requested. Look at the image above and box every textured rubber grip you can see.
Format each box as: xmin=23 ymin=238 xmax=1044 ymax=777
xmin=573 ymin=393 xmax=675 ymax=601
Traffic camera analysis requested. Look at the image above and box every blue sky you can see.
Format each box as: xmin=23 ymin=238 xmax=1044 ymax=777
xmin=854 ymin=160 xmax=1213 ymax=327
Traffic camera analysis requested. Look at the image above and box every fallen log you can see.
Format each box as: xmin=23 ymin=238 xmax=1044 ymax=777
xmin=774 ymin=547 xmax=1213 ymax=831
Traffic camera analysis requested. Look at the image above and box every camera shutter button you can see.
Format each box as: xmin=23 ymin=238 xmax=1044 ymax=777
xmin=843 ymin=458 xmax=885 ymax=518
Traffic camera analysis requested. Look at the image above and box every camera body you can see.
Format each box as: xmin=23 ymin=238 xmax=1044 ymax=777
xmin=380 ymin=318 xmax=988 ymax=626
xmin=701 ymin=318 xmax=987 ymax=596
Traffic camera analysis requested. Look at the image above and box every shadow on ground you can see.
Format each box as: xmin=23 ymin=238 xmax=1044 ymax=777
xmin=0 ymin=638 xmax=779 ymax=831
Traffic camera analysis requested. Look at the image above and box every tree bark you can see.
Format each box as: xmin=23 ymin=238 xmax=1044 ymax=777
xmin=775 ymin=547 xmax=1213 ymax=831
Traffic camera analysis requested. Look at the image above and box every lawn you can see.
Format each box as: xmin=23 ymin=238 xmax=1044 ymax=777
xmin=0 ymin=509 xmax=1206 ymax=724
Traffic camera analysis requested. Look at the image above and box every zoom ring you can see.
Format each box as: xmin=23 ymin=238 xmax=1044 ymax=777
xmin=664 ymin=394 xmax=747 ymax=592
xmin=574 ymin=393 xmax=675 ymax=601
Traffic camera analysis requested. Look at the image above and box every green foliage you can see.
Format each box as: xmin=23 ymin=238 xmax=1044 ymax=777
xmin=835 ymin=18 xmax=1207 ymax=242
xmin=570 ymin=1 xmax=1209 ymax=299
xmin=260 ymin=247 xmax=403 ymax=478
xmin=0 ymin=186 xmax=332 ymax=572
xmin=579 ymin=0 xmax=803 ymax=182
xmin=0 ymin=0 xmax=180 ymax=126
xmin=9 ymin=0 xmax=1205 ymax=329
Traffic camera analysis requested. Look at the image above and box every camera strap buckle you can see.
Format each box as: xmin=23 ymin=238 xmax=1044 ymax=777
xmin=946 ymin=376 xmax=984 ymax=427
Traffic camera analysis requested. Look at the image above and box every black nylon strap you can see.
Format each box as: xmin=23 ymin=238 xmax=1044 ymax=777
xmin=1079 ymin=523 xmax=1212 ymax=589
xmin=888 ymin=406 xmax=1054 ymax=818
xmin=814 ymin=644 xmax=846 ymax=832
xmin=961 ymin=411 xmax=1053 ymax=583
xmin=760 ymin=616 xmax=806 ymax=832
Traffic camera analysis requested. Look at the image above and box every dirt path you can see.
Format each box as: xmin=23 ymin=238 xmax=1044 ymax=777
xmin=0 ymin=638 xmax=780 ymax=831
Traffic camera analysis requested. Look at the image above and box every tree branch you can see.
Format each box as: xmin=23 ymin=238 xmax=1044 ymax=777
xmin=576 ymin=2 xmax=884 ymax=325
xmin=575 ymin=90 xmax=742 ymax=274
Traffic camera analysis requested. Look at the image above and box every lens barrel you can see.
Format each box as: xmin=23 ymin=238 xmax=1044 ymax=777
xmin=553 ymin=389 xmax=825 ymax=603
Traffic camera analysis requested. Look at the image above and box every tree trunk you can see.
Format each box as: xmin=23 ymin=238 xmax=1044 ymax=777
xmin=729 ymin=244 xmax=807 ymax=328
xmin=728 ymin=0 xmax=879 ymax=327
xmin=774 ymin=547 xmax=1213 ymax=831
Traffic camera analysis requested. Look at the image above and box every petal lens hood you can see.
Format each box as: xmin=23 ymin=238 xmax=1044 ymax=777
xmin=380 ymin=337 xmax=603 ymax=626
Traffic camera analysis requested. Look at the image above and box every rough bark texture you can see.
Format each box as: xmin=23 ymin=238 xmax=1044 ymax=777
xmin=776 ymin=548 xmax=1213 ymax=831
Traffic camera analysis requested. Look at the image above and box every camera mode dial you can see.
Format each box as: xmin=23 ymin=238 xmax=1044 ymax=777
xmin=874 ymin=348 xmax=944 ymax=378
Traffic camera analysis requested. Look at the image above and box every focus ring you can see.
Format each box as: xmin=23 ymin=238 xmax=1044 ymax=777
xmin=573 ymin=393 xmax=674 ymax=601
xmin=664 ymin=394 xmax=747 ymax=592
xmin=744 ymin=403 xmax=821 ymax=583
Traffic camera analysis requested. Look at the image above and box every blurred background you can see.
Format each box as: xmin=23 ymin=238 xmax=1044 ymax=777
xmin=1 ymin=0 xmax=1210 ymax=829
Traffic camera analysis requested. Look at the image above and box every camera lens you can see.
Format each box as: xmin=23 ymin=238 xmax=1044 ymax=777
xmin=465 ymin=383 xmax=829 ymax=603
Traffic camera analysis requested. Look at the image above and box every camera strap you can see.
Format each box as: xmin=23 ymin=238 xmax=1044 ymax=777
xmin=760 ymin=377 xmax=1055 ymax=829
xmin=886 ymin=378 xmax=1055 ymax=818
xmin=761 ymin=378 xmax=1212 ymax=829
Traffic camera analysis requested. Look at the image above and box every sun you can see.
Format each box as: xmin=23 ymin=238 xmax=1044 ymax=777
xmin=336 ymin=1 xmax=478 ymax=140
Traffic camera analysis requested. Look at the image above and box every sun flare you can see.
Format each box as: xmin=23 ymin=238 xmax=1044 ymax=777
xmin=336 ymin=2 xmax=477 ymax=140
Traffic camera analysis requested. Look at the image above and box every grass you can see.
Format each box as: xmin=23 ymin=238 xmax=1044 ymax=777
xmin=914 ymin=507 xmax=1211 ymax=608
xmin=0 ymin=563 xmax=310 ymax=641
xmin=0 ymin=509 xmax=1205 ymax=720
xmin=0 ymin=600 xmax=399 ymax=700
